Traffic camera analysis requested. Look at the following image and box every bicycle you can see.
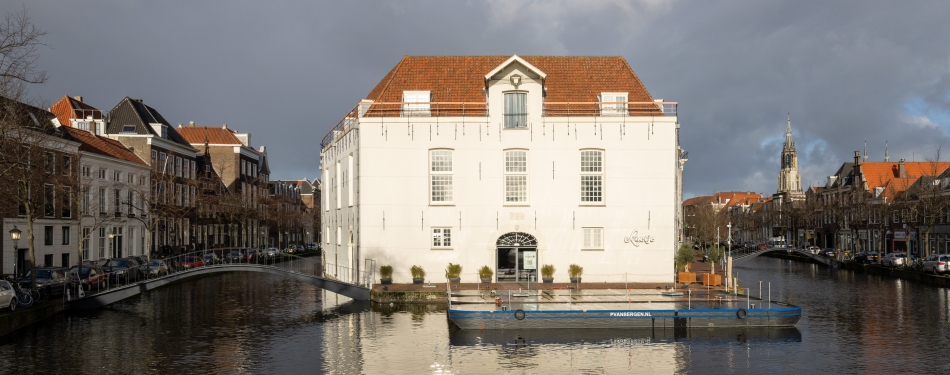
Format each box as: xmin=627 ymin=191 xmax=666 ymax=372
xmin=11 ymin=282 xmax=34 ymax=308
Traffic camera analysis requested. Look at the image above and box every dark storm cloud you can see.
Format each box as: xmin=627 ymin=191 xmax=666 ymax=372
xmin=20 ymin=1 xmax=950 ymax=195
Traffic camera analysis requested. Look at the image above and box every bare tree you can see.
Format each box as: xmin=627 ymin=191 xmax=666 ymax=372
xmin=905 ymin=147 xmax=949 ymax=258
xmin=0 ymin=7 xmax=47 ymax=102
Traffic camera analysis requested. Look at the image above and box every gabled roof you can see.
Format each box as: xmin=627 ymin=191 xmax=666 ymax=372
xmin=61 ymin=126 xmax=147 ymax=166
xmin=258 ymin=146 xmax=270 ymax=175
xmin=858 ymin=161 xmax=950 ymax=192
xmin=49 ymin=95 xmax=104 ymax=126
xmin=105 ymin=97 xmax=191 ymax=146
xmin=0 ymin=96 xmax=62 ymax=135
xmin=365 ymin=55 xmax=656 ymax=105
xmin=880 ymin=177 xmax=918 ymax=202
xmin=682 ymin=191 xmax=763 ymax=209
xmin=178 ymin=126 xmax=243 ymax=145
xmin=483 ymin=55 xmax=546 ymax=80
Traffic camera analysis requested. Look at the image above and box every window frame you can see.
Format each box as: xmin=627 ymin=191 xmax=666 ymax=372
xmin=582 ymin=227 xmax=604 ymax=250
xmin=429 ymin=149 xmax=454 ymax=205
xmin=504 ymin=149 xmax=529 ymax=205
xmin=431 ymin=227 xmax=453 ymax=249
xmin=402 ymin=91 xmax=431 ymax=117
xmin=579 ymin=149 xmax=605 ymax=205
xmin=503 ymin=91 xmax=528 ymax=129
xmin=599 ymin=92 xmax=628 ymax=116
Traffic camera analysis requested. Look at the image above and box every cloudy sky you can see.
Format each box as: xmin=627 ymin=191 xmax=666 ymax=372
xmin=19 ymin=1 xmax=950 ymax=198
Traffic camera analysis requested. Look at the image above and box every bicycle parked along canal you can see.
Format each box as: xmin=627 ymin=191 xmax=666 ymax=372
xmin=10 ymin=282 xmax=35 ymax=310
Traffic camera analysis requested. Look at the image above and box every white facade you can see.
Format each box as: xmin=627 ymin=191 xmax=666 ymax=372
xmin=76 ymin=151 xmax=151 ymax=261
xmin=321 ymin=56 xmax=681 ymax=283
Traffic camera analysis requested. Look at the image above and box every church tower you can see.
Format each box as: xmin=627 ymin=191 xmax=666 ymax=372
xmin=777 ymin=115 xmax=801 ymax=194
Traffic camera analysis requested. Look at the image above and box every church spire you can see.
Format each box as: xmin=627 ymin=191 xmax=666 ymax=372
xmin=783 ymin=113 xmax=795 ymax=151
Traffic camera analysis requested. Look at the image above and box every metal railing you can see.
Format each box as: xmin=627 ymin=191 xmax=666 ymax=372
xmin=58 ymin=247 xmax=372 ymax=301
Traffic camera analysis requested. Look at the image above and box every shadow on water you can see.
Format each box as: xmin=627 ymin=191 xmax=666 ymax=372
xmin=448 ymin=326 xmax=802 ymax=347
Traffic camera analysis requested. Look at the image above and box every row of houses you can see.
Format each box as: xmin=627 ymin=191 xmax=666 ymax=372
xmin=1 ymin=95 xmax=318 ymax=277
xmin=684 ymin=118 xmax=950 ymax=259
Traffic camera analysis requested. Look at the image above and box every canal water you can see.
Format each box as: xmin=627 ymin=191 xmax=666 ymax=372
xmin=1 ymin=256 xmax=949 ymax=374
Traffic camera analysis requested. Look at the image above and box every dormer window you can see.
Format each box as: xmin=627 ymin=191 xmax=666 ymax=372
xmin=122 ymin=125 xmax=136 ymax=133
xmin=402 ymin=91 xmax=430 ymax=117
xmin=504 ymin=92 xmax=527 ymax=128
xmin=600 ymin=92 xmax=628 ymax=116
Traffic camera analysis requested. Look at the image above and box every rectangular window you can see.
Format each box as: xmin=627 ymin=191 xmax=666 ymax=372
xmin=99 ymin=168 xmax=106 ymax=179
xmin=326 ymin=226 xmax=330 ymax=244
xmin=504 ymin=92 xmax=527 ymax=128
xmin=190 ymin=161 xmax=195 ymax=179
xmin=114 ymin=189 xmax=121 ymax=213
xmin=99 ymin=188 xmax=107 ymax=214
xmin=44 ymin=184 xmax=55 ymax=217
xmin=83 ymin=188 xmax=91 ymax=215
xmin=82 ymin=165 xmax=91 ymax=177
xmin=82 ymin=228 xmax=90 ymax=260
xmin=348 ymin=154 xmax=354 ymax=207
xmin=430 ymin=150 xmax=453 ymax=203
xmin=98 ymin=228 xmax=106 ymax=258
xmin=599 ymin=92 xmax=628 ymax=116
xmin=122 ymin=125 xmax=136 ymax=133
xmin=44 ymin=254 xmax=53 ymax=267
xmin=336 ymin=161 xmax=342 ymax=209
xmin=45 ymin=152 xmax=55 ymax=174
xmin=402 ymin=91 xmax=431 ymax=117
xmin=583 ymin=228 xmax=604 ymax=249
xmin=175 ymin=156 xmax=182 ymax=177
xmin=44 ymin=226 xmax=54 ymax=246
xmin=63 ymin=186 xmax=72 ymax=218
xmin=62 ymin=226 xmax=70 ymax=245
xmin=580 ymin=150 xmax=604 ymax=204
xmin=337 ymin=226 xmax=342 ymax=246
xmin=113 ymin=171 xmax=120 ymax=181
xmin=128 ymin=191 xmax=134 ymax=214
xmin=159 ymin=152 xmax=167 ymax=173
xmin=151 ymin=150 xmax=157 ymax=166
xmin=432 ymin=228 xmax=452 ymax=248
xmin=504 ymin=150 xmax=528 ymax=203
xmin=62 ymin=156 xmax=72 ymax=176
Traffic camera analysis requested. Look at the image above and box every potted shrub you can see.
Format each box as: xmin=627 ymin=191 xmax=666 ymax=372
xmin=541 ymin=264 xmax=555 ymax=283
xmin=568 ymin=264 xmax=583 ymax=284
xmin=379 ymin=265 xmax=393 ymax=285
xmin=478 ymin=265 xmax=493 ymax=283
xmin=445 ymin=263 xmax=462 ymax=283
xmin=410 ymin=265 xmax=425 ymax=284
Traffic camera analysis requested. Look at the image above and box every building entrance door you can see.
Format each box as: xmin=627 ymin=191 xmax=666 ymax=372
xmin=495 ymin=232 xmax=538 ymax=282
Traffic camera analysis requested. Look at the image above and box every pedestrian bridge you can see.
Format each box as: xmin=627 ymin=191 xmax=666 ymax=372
xmin=69 ymin=252 xmax=373 ymax=310
xmin=731 ymin=247 xmax=840 ymax=267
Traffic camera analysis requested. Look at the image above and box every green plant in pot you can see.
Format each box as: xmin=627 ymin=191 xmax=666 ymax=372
xmin=541 ymin=264 xmax=555 ymax=283
xmin=568 ymin=264 xmax=583 ymax=283
xmin=478 ymin=265 xmax=493 ymax=283
xmin=445 ymin=263 xmax=462 ymax=283
xmin=410 ymin=265 xmax=425 ymax=284
xmin=379 ymin=265 xmax=393 ymax=284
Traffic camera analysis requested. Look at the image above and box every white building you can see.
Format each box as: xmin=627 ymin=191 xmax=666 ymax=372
xmin=320 ymin=55 xmax=683 ymax=283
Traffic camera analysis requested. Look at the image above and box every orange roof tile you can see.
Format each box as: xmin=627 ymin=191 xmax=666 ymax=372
xmin=49 ymin=95 xmax=104 ymax=127
xmin=62 ymin=127 xmax=147 ymax=166
xmin=366 ymin=55 xmax=656 ymax=105
xmin=859 ymin=162 xmax=950 ymax=191
xmin=177 ymin=126 xmax=243 ymax=145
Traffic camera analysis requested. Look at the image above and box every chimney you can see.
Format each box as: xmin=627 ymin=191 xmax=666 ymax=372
xmin=899 ymin=159 xmax=907 ymax=178
xmin=189 ymin=121 xmax=195 ymax=127
xmin=133 ymin=99 xmax=143 ymax=103
xmin=853 ymin=151 xmax=862 ymax=186
xmin=73 ymin=96 xmax=83 ymax=102
xmin=222 ymin=124 xmax=228 ymax=130
xmin=854 ymin=151 xmax=860 ymax=165
xmin=178 ymin=123 xmax=183 ymax=129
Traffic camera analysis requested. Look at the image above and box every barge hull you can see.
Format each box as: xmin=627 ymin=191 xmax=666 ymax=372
xmin=448 ymin=307 xmax=801 ymax=330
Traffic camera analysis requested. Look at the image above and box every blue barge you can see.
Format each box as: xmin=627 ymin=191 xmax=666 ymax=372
xmin=447 ymin=289 xmax=801 ymax=330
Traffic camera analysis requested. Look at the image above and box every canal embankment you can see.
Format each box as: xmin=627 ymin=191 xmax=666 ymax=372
xmin=762 ymin=251 xmax=950 ymax=288
xmin=0 ymin=300 xmax=67 ymax=337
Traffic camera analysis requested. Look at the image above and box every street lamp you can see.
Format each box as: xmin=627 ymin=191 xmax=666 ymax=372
xmin=108 ymin=229 xmax=116 ymax=259
xmin=10 ymin=226 xmax=21 ymax=277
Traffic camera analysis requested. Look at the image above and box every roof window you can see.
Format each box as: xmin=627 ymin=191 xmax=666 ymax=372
xmin=122 ymin=125 xmax=136 ymax=133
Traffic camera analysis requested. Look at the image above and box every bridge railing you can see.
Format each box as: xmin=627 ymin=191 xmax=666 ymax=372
xmin=66 ymin=247 xmax=340 ymax=300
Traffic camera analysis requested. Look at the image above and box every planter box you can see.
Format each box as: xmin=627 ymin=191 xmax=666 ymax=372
xmin=678 ymin=272 xmax=697 ymax=284
xmin=448 ymin=277 xmax=460 ymax=283
xmin=480 ymin=277 xmax=492 ymax=283
xmin=380 ymin=278 xmax=392 ymax=285
xmin=702 ymin=273 xmax=721 ymax=286
xmin=569 ymin=277 xmax=582 ymax=284
xmin=412 ymin=278 xmax=424 ymax=284
xmin=542 ymin=278 xmax=554 ymax=284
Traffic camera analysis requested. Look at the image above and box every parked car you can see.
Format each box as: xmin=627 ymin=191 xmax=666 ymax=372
xmin=807 ymin=246 xmax=821 ymax=255
xmin=69 ymin=264 xmax=108 ymax=291
xmin=923 ymin=253 xmax=950 ymax=274
xmin=224 ymin=251 xmax=245 ymax=263
xmin=147 ymin=259 xmax=170 ymax=276
xmin=202 ymin=253 xmax=221 ymax=265
xmin=105 ymin=258 xmax=143 ymax=283
xmin=756 ymin=242 xmax=768 ymax=250
xmin=882 ymin=252 xmax=907 ymax=267
xmin=246 ymin=249 xmax=260 ymax=261
xmin=820 ymin=248 xmax=836 ymax=258
xmin=17 ymin=267 xmax=68 ymax=299
xmin=266 ymin=247 xmax=280 ymax=257
xmin=306 ymin=243 xmax=317 ymax=251
xmin=0 ymin=280 xmax=18 ymax=311
xmin=853 ymin=251 xmax=880 ymax=264
xmin=179 ymin=256 xmax=205 ymax=269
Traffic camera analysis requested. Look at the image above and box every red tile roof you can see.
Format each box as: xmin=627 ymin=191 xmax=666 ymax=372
xmin=49 ymin=95 xmax=104 ymax=128
xmin=177 ymin=126 xmax=243 ymax=145
xmin=859 ymin=162 xmax=950 ymax=191
xmin=62 ymin=127 xmax=147 ymax=166
xmin=366 ymin=55 xmax=657 ymax=104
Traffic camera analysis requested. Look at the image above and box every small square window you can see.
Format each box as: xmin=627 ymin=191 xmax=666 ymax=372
xmin=583 ymin=227 xmax=603 ymax=250
xmin=432 ymin=228 xmax=452 ymax=248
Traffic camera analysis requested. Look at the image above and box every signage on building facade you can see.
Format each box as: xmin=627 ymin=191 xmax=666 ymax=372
xmin=624 ymin=230 xmax=655 ymax=247
xmin=523 ymin=251 xmax=537 ymax=270
xmin=894 ymin=230 xmax=907 ymax=240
